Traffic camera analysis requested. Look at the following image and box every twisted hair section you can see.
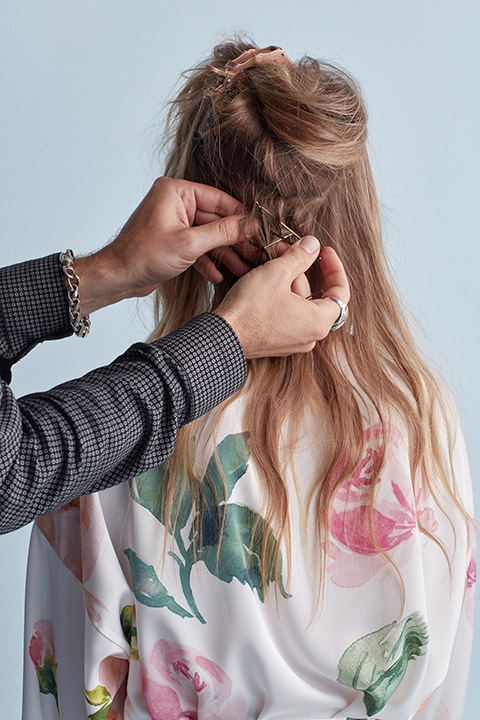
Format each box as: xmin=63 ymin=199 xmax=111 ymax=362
xmin=150 ymin=39 xmax=471 ymax=611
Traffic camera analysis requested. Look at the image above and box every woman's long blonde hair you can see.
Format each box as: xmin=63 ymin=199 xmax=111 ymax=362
xmin=150 ymin=39 xmax=468 ymax=603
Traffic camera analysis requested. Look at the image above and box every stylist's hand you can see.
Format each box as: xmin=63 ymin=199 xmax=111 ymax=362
xmin=215 ymin=236 xmax=350 ymax=358
xmin=75 ymin=177 xmax=246 ymax=315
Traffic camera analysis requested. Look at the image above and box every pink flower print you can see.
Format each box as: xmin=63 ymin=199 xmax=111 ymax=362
xmin=416 ymin=506 xmax=438 ymax=534
xmin=79 ymin=494 xmax=105 ymax=580
xmin=327 ymin=426 xmax=429 ymax=588
xmin=330 ymin=477 xmax=419 ymax=562
xmin=29 ymin=620 xmax=59 ymax=711
xmin=98 ymin=655 xmax=129 ymax=700
xmin=99 ymin=656 xmax=129 ymax=717
xmin=84 ymin=588 xmax=109 ymax=624
xmin=35 ymin=495 xmax=106 ymax=584
xmin=35 ymin=495 xmax=108 ymax=621
xmin=328 ymin=542 xmax=386 ymax=587
xmin=467 ymin=549 xmax=476 ymax=589
xmin=330 ymin=425 xmax=386 ymax=503
xmin=142 ymin=640 xmax=250 ymax=720
xmin=331 ymin=503 xmax=416 ymax=557
xmin=328 ymin=501 xmax=418 ymax=588
xmin=35 ymin=499 xmax=83 ymax=581
xmin=29 ymin=620 xmax=55 ymax=670
xmin=334 ymin=446 xmax=384 ymax=502
xmin=29 ymin=631 xmax=45 ymax=670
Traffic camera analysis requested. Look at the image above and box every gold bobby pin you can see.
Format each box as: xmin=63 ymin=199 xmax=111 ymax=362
xmin=255 ymin=201 xmax=323 ymax=277
xmin=255 ymin=202 xmax=302 ymax=249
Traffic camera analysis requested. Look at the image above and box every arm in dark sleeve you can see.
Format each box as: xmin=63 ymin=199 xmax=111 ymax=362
xmin=0 ymin=258 xmax=246 ymax=534
xmin=0 ymin=254 xmax=73 ymax=383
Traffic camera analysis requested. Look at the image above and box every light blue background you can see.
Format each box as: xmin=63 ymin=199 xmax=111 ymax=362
xmin=0 ymin=1 xmax=478 ymax=716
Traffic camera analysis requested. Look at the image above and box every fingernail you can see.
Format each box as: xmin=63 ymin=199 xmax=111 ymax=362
xmin=299 ymin=235 xmax=320 ymax=254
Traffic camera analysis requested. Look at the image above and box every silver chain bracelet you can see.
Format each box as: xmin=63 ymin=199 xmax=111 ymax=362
xmin=59 ymin=249 xmax=91 ymax=338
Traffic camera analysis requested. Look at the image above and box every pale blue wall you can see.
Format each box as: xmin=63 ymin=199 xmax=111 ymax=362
xmin=1 ymin=0 xmax=478 ymax=715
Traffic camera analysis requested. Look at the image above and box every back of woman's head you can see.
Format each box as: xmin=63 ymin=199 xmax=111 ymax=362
xmin=162 ymin=40 xmax=380 ymax=313
xmin=174 ymin=40 xmax=366 ymax=186
xmin=153 ymin=39 xmax=468 ymax=608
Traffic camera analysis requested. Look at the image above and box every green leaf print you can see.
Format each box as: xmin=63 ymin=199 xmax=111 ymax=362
xmin=36 ymin=657 xmax=59 ymax=706
xmin=37 ymin=660 xmax=57 ymax=696
xmin=131 ymin=462 xmax=193 ymax=531
xmin=128 ymin=433 xmax=290 ymax=622
xmin=85 ymin=684 xmax=112 ymax=720
xmin=124 ymin=548 xmax=193 ymax=618
xmin=85 ymin=684 xmax=111 ymax=706
xmin=120 ymin=605 xmax=140 ymax=660
xmin=87 ymin=707 xmax=110 ymax=720
xmin=194 ymin=503 xmax=290 ymax=601
xmin=337 ymin=612 xmax=429 ymax=716
xmin=202 ymin=432 xmax=250 ymax=506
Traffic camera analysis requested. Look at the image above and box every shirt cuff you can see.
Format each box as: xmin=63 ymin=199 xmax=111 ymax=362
xmin=153 ymin=312 xmax=247 ymax=424
xmin=0 ymin=254 xmax=72 ymax=370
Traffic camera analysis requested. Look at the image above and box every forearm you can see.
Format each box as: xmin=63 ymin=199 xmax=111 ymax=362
xmin=0 ymin=313 xmax=246 ymax=533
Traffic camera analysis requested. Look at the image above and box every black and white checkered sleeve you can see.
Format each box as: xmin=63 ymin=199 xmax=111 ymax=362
xmin=0 ymin=258 xmax=247 ymax=533
xmin=0 ymin=254 xmax=72 ymax=383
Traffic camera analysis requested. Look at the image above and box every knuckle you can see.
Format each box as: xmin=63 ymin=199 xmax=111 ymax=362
xmin=152 ymin=176 xmax=167 ymax=190
xmin=153 ymin=176 xmax=179 ymax=194
xmin=151 ymin=176 xmax=171 ymax=199
xmin=289 ymin=246 xmax=311 ymax=270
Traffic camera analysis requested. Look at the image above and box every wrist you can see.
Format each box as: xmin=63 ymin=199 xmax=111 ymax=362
xmin=74 ymin=253 xmax=131 ymax=316
xmin=215 ymin=304 xmax=258 ymax=360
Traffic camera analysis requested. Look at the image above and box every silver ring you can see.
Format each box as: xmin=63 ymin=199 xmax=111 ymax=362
xmin=327 ymin=297 xmax=349 ymax=332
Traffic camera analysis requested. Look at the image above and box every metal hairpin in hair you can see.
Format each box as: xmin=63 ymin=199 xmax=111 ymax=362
xmin=255 ymin=202 xmax=302 ymax=249
xmin=255 ymin=202 xmax=323 ymax=278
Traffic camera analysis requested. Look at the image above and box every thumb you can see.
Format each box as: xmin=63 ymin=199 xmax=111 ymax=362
xmin=273 ymin=235 xmax=320 ymax=280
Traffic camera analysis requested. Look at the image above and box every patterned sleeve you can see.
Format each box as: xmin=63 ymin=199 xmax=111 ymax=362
xmin=0 ymin=254 xmax=73 ymax=383
xmin=0 ymin=257 xmax=247 ymax=534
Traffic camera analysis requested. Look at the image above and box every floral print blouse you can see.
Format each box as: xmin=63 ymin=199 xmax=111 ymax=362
xmin=23 ymin=397 xmax=475 ymax=719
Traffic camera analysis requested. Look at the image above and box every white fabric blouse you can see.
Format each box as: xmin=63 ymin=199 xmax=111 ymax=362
xmin=23 ymin=396 xmax=475 ymax=720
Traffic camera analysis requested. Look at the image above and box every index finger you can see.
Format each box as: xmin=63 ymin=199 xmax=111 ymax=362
xmin=191 ymin=182 xmax=244 ymax=218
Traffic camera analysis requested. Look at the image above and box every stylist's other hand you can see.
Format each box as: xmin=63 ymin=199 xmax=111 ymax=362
xmin=215 ymin=237 xmax=350 ymax=358
xmin=75 ymin=177 xmax=246 ymax=315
